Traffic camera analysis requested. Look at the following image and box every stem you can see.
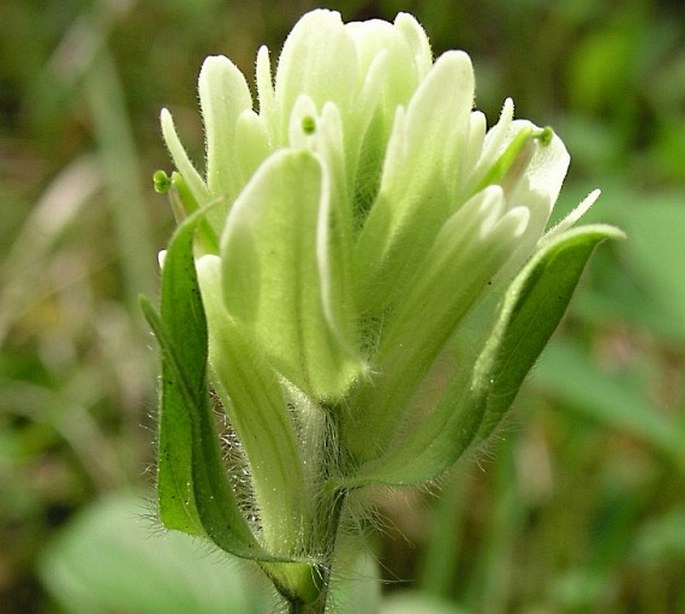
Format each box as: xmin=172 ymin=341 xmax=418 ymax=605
xmin=320 ymin=489 xmax=348 ymax=609
xmin=283 ymin=488 xmax=346 ymax=613
xmin=288 ymin=598 xmax=324 ymax=614
xmin=284 ymin=399 xmax=349 ymax=613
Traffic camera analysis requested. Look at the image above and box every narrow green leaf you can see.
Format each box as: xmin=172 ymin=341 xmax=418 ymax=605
xmin=336 ymin=224 xmax=624 ymax=487
xmin=140 ymin=297 xmax=203 ymax=536
xmin=143 ymin=217 xmax=275 ymax=561
xmin=166 ymin=172 xmax=220 ymax=254
xmin=474 ymin=224 xmax=625 ymax=442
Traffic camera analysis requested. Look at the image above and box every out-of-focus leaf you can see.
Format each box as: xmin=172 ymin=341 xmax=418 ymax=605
xmin=329 ymin=551 xmax=382 ymax=612
xmin=621 ymin=194 xmax=685 ymax=340
xmin=567 ymin=25 xmax=637 ymax=114
xmin=551 ymin=568 xmax=615 ymax=611
xmin=631 ymin=507 xmax=685 ymax=564
xmin=532 ymin=339 xmax=684 ymax=465
xmin=380 ymin=591 xmax=467 ymax=614
xmin=38 ymin=493 xmax=269 ymax=614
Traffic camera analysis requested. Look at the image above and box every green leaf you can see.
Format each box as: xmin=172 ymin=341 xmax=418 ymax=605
xmin=473 ymin=224 xmax=625 ymax=443
xmin=166 ymin=171 xmax=220 ymax=254
xmin=39 ymin=493 xmax=270 ymax=614
xmin=532 ymin=340 xmax=684 ymax=464
xmin=221 ymin=149 xmax=364 ymax=400
xmin=337 ymin=224 xmax=623 ymax=486
xmin=141 ymin=217 xmax=271 ymax=560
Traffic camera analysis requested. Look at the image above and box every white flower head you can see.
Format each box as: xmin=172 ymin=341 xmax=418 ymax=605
xmin=156 ymin=4 xmax=620 ymax=540
xmin=150 ymin=10 xmax=623 ymax=606
xmin=159 ymin=10 xmax=584 ymax=404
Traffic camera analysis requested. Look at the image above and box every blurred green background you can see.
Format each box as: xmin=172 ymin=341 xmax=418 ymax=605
xmin=1 ymin=0 xmax=684 ymax=611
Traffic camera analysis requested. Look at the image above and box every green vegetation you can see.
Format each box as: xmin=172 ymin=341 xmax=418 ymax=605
xmin=1 ymin=0 xmax=684 ymax=611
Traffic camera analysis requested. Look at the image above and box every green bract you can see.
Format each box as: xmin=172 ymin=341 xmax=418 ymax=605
xmin=146 ymin=8 xmax=624 ymax=609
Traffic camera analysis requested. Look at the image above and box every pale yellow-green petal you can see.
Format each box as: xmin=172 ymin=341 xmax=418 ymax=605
xmin=234 ymin=109 xmax=271 ymax=184
xmin=520 ymin=120 xmax=570 ymax=208
xmin=346 ymin=186 xmax=531 ymax=461
xmin=221 ymin=149 xmax=364 ymax=400
xmin=274 ymin=10 xmax=358 ymax=140
xmin=355 ymin=50 xmax=475 ymax=311
xmin=199 ymin=55 xmax=253 ymax=201
xmin=196 ymin=254 xmax=310 ymax=556
xmin=160 ymin=108 xmax=209 ymax=206
xmin=394 ymin=12 xmax=433 ymax=79
xmin=542 ymin=188 xmax=601 ymax=243
xmin=256 ymin=45 xmax=279 ymax=145
xmin=346 ymin=18 xmax=419 ymax=112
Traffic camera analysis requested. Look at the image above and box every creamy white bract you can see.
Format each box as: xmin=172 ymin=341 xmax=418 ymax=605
xmin=154 ymin=10 xmax=618 ymax=606
xmin=161 ymin=9 xmax=584 ymax=404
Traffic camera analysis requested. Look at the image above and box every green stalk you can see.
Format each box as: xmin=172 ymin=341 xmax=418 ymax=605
xmin=283 ymin=400 xmax=349 ymax=613
xmin=285 ymin=490 xmax=347 ymax=614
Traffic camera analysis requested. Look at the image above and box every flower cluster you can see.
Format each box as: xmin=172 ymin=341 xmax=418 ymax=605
xmin=148 ymin=9 xmax=622 ymax=608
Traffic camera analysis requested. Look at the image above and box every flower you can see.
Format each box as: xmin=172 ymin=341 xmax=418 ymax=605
xmin=150 ymin=8 xmax=623 ymax=606
xmin=161 ymin=8 xmax=572 ymax=400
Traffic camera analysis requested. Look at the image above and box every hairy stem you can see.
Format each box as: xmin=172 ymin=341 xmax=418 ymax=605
xmin=285 ymin=400 xmax=349 ymax=613
xmin=282 ymin=489 xmax=346 ymax=613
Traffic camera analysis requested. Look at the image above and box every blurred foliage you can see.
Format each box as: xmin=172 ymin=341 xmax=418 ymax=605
xmin=0 ymin=0 xmax=684 ymax=611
